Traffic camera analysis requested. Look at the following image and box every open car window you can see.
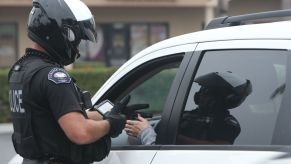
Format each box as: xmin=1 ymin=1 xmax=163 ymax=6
xmin=107 ymin=54 xmax=185 ymax=146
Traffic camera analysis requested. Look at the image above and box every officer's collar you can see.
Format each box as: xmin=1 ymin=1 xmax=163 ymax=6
xmin=25 ymin=48 xmax=50 ymax=59
xmin=25 ymin=48 xmax=61 ymax=66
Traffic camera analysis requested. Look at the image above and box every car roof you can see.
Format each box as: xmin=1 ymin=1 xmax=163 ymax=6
xmin=92 ymin=20 xmax=291 ymax=103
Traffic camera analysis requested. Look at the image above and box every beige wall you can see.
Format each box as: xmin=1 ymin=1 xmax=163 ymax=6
xmin=0 ymin=7 xmax=32 ymax=58
xmin=92 ymin=7 xmax=205 ymax=37
xmin=0 ymin=0 xmax=284 ymax=63
xmin=0 ymin=6 xmax=205 ymax=59
xmin=228 ymin=0 xmax=281 ymax=15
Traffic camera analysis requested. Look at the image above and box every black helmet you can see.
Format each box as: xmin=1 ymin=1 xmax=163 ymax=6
xmin=194 ymin=71 xmax=252 ymax=109
xmin=27 ymin=0 xmax=97 ymax=65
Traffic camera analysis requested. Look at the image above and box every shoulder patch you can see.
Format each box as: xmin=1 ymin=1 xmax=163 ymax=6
xmin=48 ymin=68 xmax=71 ymax=84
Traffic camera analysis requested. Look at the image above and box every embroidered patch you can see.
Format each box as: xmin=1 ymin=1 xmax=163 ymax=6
xmin=48 ymin=68 xmax=71 ymax=84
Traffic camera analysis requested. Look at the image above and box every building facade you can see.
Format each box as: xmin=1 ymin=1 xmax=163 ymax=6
xmin=0 ymin=0 xmax=284 ymax=67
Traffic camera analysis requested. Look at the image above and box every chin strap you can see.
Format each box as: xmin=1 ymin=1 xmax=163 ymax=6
xmin=67 ymin=39 xmax=81 ymax=64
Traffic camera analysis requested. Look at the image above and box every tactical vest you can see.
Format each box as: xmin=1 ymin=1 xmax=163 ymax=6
xmin=8 ymin=55 xmax=52 ymax=159
xmin=8 ymin=52 xmax=111 ymax=163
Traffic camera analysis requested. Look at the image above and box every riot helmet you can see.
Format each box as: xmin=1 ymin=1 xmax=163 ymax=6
xmin=27 ymin=0 xmax=97 ymax=65
xmin=194 ymin=71 xmax=252 ymax=110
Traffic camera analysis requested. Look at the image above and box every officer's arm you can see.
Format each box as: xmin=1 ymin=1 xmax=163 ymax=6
xmin=87 ymin=111 xmax=103 ymax=121
xmin=58 ymin=111 xmax=110 ymax=145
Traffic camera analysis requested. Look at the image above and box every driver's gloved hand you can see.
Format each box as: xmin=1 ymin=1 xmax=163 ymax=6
xmin=105 ymin=96 xmax=130 ymax=138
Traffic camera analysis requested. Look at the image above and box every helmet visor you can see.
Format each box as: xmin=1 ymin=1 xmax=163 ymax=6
xmin=79 ymin=17 xmax=97 ymax=42
xmin=74 ymin=17 xmax=98 ymax=59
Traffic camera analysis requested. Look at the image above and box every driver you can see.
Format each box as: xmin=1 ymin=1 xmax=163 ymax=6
xmin=125 ymin=71 xmax=252 ymax=145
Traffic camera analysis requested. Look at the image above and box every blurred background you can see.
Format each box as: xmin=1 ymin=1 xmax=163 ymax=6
xmin=0 ymin=0 xmax=290 ymax=121
xmin=0 ymin=0 xmax=290 ymax=163
xmin=0 ymin=0 xmax=290 ymax=68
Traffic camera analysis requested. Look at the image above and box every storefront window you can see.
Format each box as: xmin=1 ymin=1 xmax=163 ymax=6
xmin=150 ymin=24 xmax=168 ymax=45
xmin=130 ymin=24 xmax=148 ymax=56
xmin=0 ymin=23 xmax=17 ymax=67
xmin=83 ymin=22 xmax=168 ymax=66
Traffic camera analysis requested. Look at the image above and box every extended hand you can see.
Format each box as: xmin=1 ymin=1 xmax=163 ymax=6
xmin=125 ymin=114 xmax=150 ymax=137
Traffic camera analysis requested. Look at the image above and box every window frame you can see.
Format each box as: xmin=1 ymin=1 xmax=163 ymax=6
xmin=169 ymin=42 xmax=291 ymax=146
xmin=96 ymin=52 xmax=192 ymax=150
xmin=272 ymin=49 xmax=291 ymax=145
xmin=0 ymin=22 xmax=18 ymax=68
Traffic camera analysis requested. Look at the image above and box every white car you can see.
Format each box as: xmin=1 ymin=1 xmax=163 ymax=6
xmin=9 ymin=10 xmax=291 ymax=164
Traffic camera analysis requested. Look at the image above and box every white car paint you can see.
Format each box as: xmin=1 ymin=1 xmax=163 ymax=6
xmin=195 ymin=40 xmax=291 ymax=51
xmin=8 ymin=150 xmax=291 ymax=164
xmin=151 ymin=150 xmax=286 ymax=164
xmin=95 ymin=150 xmax=157 ymax=164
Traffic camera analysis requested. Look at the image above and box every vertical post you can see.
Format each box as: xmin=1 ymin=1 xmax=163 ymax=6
xmin=282 ymin=0 xmax=291 ymax=20
xmin=217 ymin=0 xmax=231 ymax=17
xmin=205 ymin=6 xmax=215 ymax=25
xmin=282 ymin=0 xmax=291 ymax=9
xmin=205 ymin=0 xmax=218 ymax=26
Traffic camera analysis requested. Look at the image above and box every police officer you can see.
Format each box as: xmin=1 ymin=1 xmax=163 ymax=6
xmin=8 ymin=0 xmax=127 ymax=163
xmin=177 ymin=71 xmax=252 ymax=144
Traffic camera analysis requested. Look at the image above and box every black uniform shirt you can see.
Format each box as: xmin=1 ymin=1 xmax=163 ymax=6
xmin=179 ymin=108 xmax=241 ymax=144
xmin=22 ymin=52 xmax=85 ymax=157
xmin=31 ymin=66 xmax=83 ymax=119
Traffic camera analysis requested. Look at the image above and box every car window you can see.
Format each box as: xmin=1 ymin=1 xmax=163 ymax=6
xmin=111 ymin=54 xmax=184 ymax=146
xmin=178 ymin=50 xmax=287 ymax=145
xmin=128 ymin=68 xmax=177 ymax=116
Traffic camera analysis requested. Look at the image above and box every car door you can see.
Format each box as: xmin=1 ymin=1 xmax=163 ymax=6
xmin=93 ymin=44 xmax=197 ymax=164
xmin=151 ymin=39 xmax=291 ymax=164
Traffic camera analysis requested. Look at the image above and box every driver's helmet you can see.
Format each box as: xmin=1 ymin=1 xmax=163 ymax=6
xmin=27 ymin=0 xmax=97 ymax=65
xmin=194 ymin=71 xmax=252 ymax=109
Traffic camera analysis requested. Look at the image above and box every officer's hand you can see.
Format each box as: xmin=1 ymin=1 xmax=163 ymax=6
xmin=105 ymin=96 xmax=130 ymax=138
xmin=105 ymin=112 xmax=126 ymax=138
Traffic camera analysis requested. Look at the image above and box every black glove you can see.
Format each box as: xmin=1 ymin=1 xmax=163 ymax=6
xmin=105 ymin=96 xmax=130 ymax=138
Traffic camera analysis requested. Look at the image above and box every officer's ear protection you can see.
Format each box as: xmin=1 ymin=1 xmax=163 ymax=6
xmin=64 ymin=26 xmax=81 ymax=46
xmin=65 ymin=27 xmax=76 ymax=42
xmin=63 ymin=25 xmax=82 ymax=59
